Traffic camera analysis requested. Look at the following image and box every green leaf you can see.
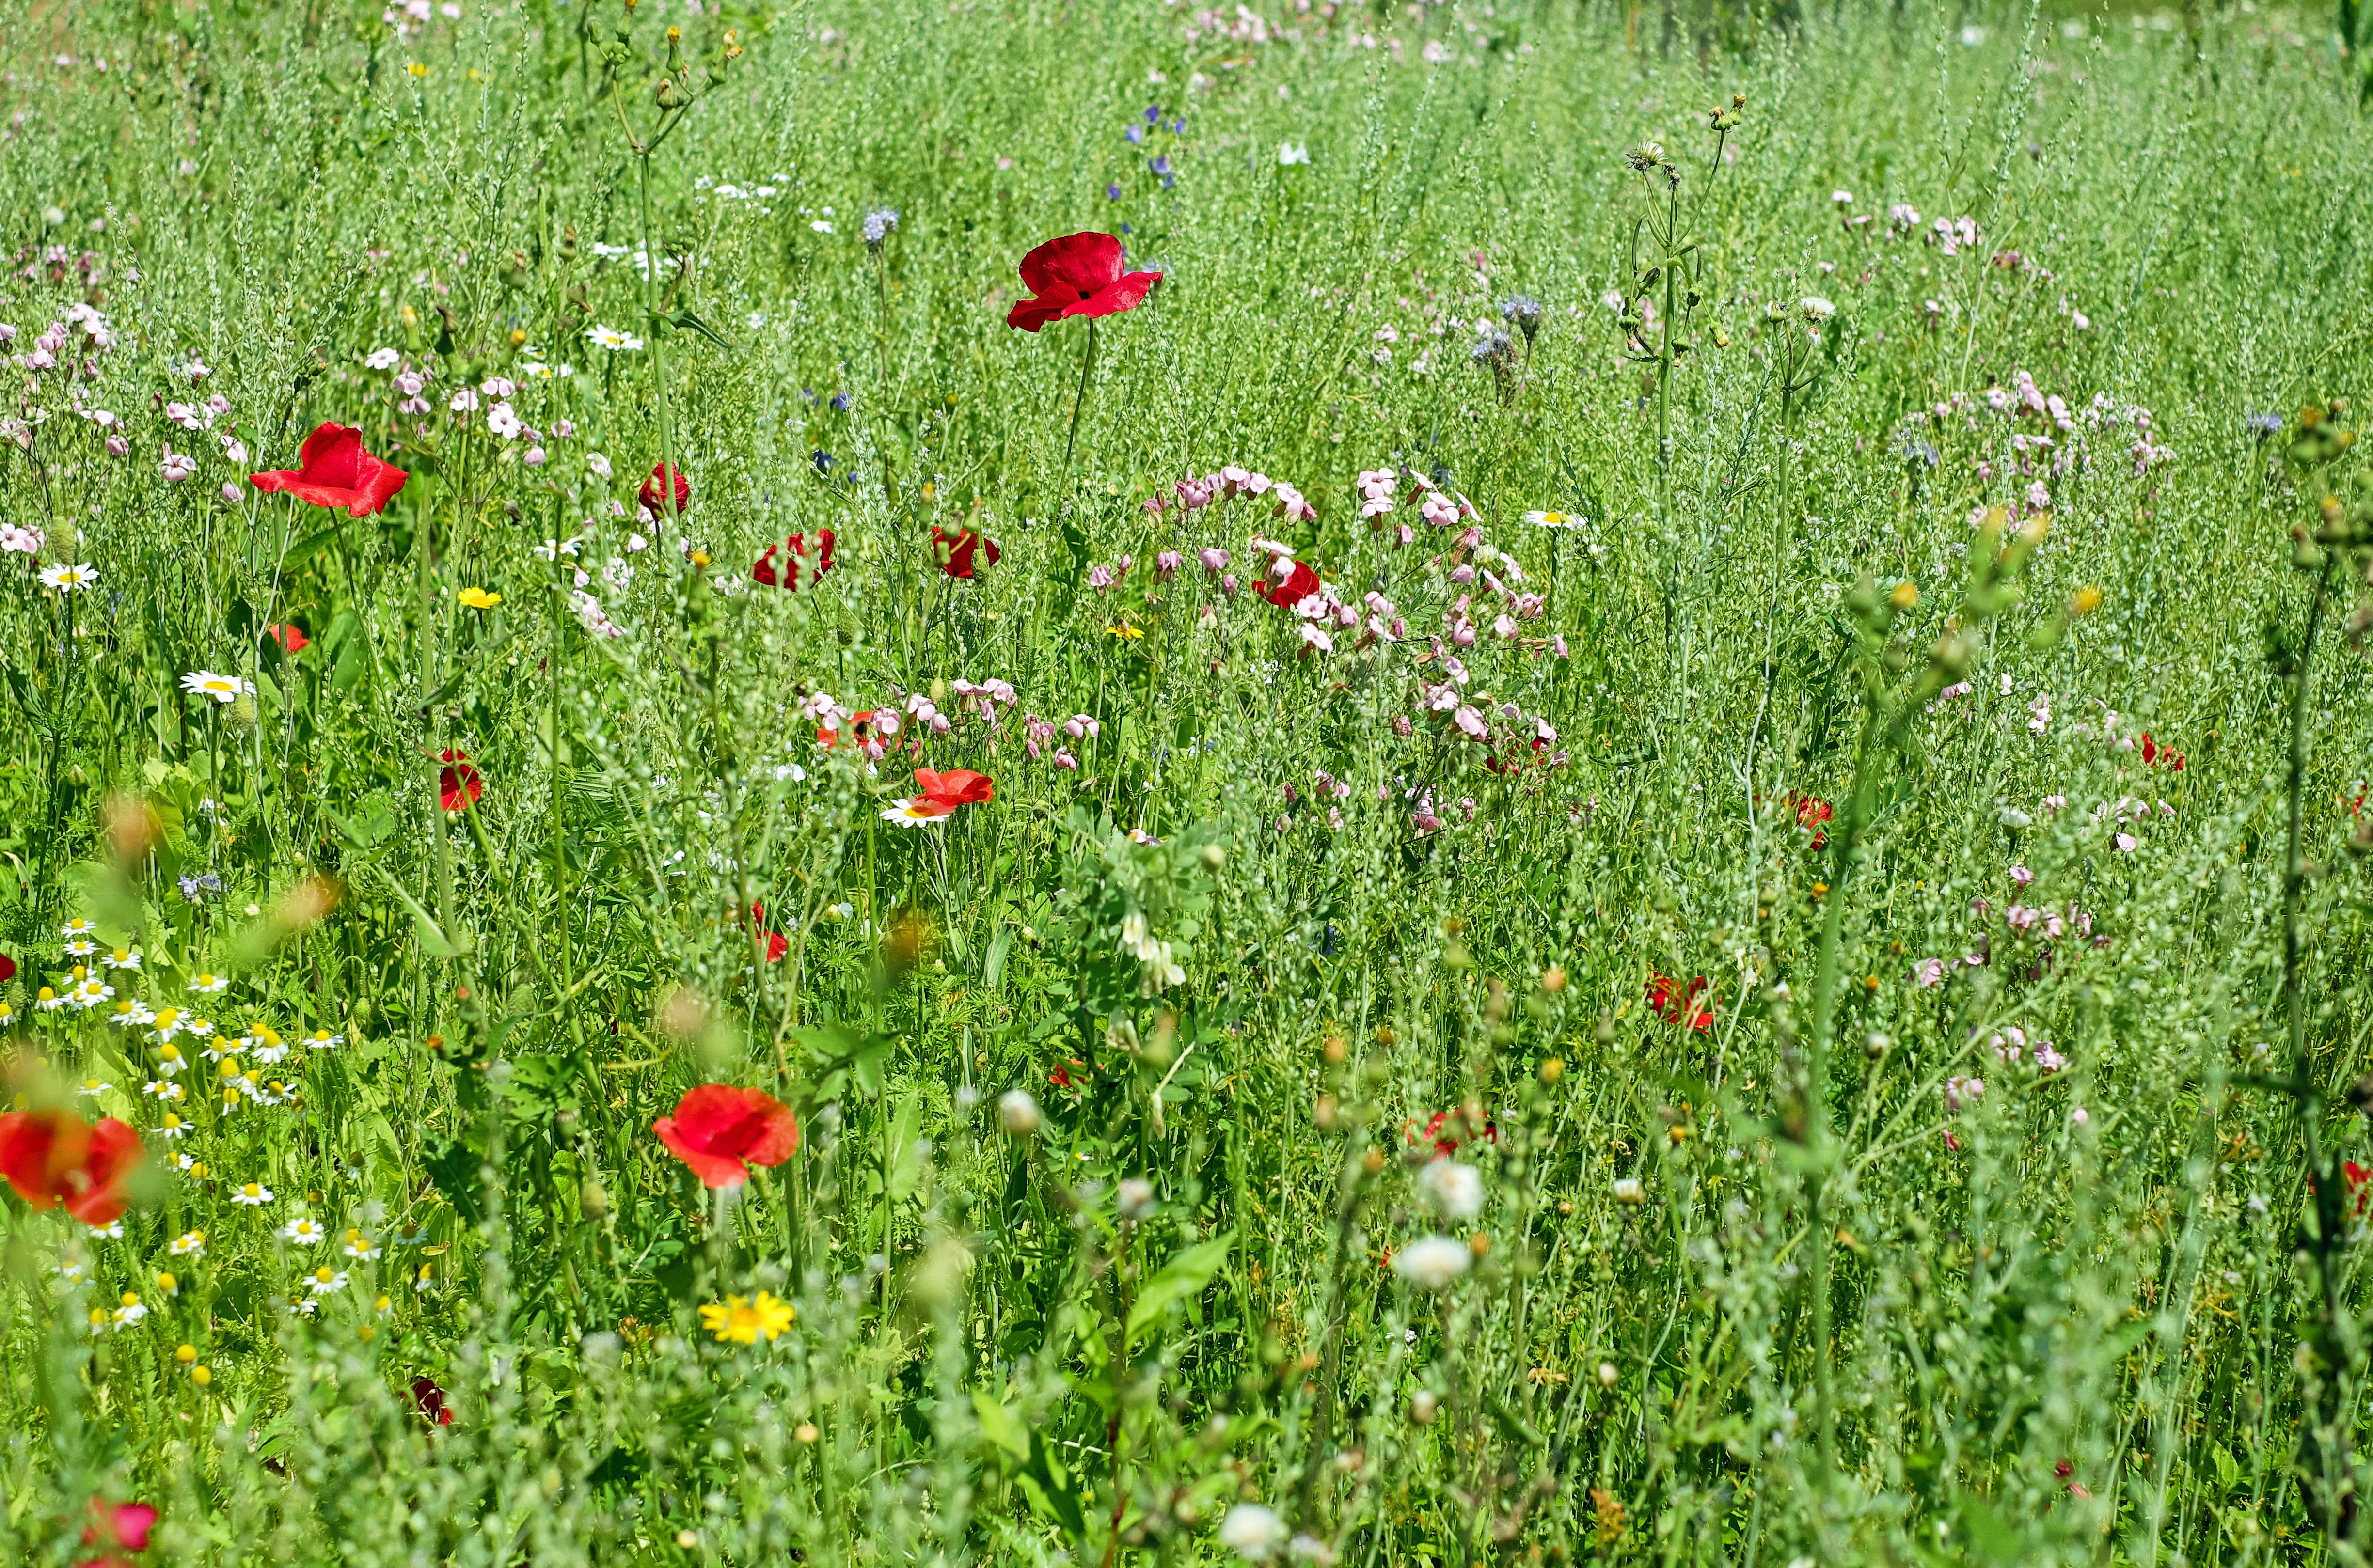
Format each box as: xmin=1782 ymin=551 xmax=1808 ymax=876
xmin=984 ymin=923 xmax=1012 ymax=990
xmin=372 ymin=864 xmax=466 ymax=958
xmin=971 ymin=1388 xmax=1028 ymax=1463
xmin=668 ymin=309 xmax=739 ymax=354
xmin=1125 ymin=1233 xmax=1232 ymax=1344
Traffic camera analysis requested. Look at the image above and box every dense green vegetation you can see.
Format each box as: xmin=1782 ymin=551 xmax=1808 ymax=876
xmin=3 ymin=0 xmax=2373 ymax=1562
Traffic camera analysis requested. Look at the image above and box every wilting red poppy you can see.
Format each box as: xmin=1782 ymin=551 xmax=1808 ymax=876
xmin=1256 ymin=560 xmax=1321 ymax=609
xmin=267 ymin=623 xmax=309 ymax=654
xmin=437 ymin=751 xmax=482 ymax=813
xmin=653 ymin=1084 xmax=801 ymax=1189
xmin=1005 ymin=232 xmax=1163 ymax=332
xmin=915 ymin=768 xmax=993 ymax=809
xmin=639 ymin=462 xmax=691 ymax=517
xmin=930 ymin=525 xmax=1000 ymax=579
xmin=1791 ymin=794 xmax=1833 ymax=849
xmin=0 ymin=1108 xmax=142 ymax=1225
xmin=79 ymin=1498 xmax=158 ymax=1567
xmin=249 ymin=422 xmax=409 ymax=517
xmin=1645 ymin=972 xmax=1714 ymax=1033
xmin=412 ymin=1378 xmax=454 ymax=1427
xmin=753 ymin=530 xmax=836 ymax=592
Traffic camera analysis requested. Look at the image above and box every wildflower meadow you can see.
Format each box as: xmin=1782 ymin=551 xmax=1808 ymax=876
xmin=4 ymin=0 xmax=2373 ymax=1562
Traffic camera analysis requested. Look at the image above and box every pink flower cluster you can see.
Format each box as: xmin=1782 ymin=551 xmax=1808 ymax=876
xmin=1143 ymin=463 xmax=1315 ymax=523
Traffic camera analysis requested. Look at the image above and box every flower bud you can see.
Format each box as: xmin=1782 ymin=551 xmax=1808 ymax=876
xmin=998 ymin=1089 xmax=1041 ymax=1137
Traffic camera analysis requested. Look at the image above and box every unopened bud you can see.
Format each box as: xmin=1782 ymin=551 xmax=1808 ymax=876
xmin=998 ymin=1089 xmax=1041 ymax=1137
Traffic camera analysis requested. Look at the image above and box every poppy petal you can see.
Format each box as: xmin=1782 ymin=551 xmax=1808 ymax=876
xmin=653 ymin=1116 xmax=752 ymax=1189
xmin=1018 ymin=231 xmax=1123 ymax=299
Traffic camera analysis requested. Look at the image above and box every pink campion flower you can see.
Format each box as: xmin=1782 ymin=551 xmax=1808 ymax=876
xmin=105 ymin=433 xmax=127 ymax=457
xmin=447 ymin=387 xmax=480 ymax=413
xmin=1552 ymin=633 xmax=1569 ymax=659
xmin=1332 ymin=601 xmax=1358 ymax=628
xmin=2114 ymin=831 xmax=2137 ymax=853
xmin=395 ymin=371 xmax=425 ymax=397
xmin=1453 ymin=705 xmax=1487 ymax=739
xmin=1052 ymin=748 xmax=1078 ymax=771
xmin=1220 ymin=573 xmax=1238 ymax=596
xmin=1944 ymin=1076 xmax=1984 ymax=1112
xmin=1392 ymin=714 xmax=1412 ymax=737
xmin=1423 ymin=684 xmax=1459 ymax=713
xmin=1909 ymin=957 xmax=1947 ymax=988
xmin=219 ymin=482 xmax=241 ymax=504
xmin=1493 ymin=613 xmax=1518 ymax=639
xmin=24 ymin=346 xmax=54 ymax=372
xmin=1451 ymin=621 xmax=1476 ymax=648
xmin=1199 ymin=547 xmax=1229 ymax=573
xmin=1218 ymin=464 xmax=1251 ymax=491
xmin=1087 ymin=564 xmax=1117 ymax=591
xmin=164 ymin=400 xmax=203 ymax=431
xmin=206 ymin=393 xmax=231 ymax=417
xmin=2010 ymin=864 xmax=2033 ymax=885
xmin=1153 ymin=551 xmax=1182 ymax=580
xmin=1175 ymin=478 xmax=1211 ymax=509
xmin=1449 ymin=564 xmax=1475 ymax=585
xmin=2033 ymin=1043 xmax=2067 ymax=1072
xmin=2005 ymin=905 xmax=2039 ymax=933
xmin=160 ymin=449 xmax=195 ymax=482
xmin=2041 ymin=794 xmax=2068 ymax=813
xmin=1064 ymin=713 xmax=1100 ymax=740
xmin=0 ymin=524 xmax=42 ymax=554
xmin=1299 ymin=623 xmax=1333 ymax=653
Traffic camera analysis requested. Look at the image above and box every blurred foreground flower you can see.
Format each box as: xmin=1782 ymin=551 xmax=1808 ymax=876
xmin=0 ymin=1107 xmax=142 ymax=1225
xmin=653 ymin=1085 xmax=801 ymax=1189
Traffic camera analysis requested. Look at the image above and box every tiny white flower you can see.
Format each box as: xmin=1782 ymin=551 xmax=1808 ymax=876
xmin=280 ymin=1216 xmax=329 ymax=1246
xmin=231 ymin=1182 xmax=274 ymax=1206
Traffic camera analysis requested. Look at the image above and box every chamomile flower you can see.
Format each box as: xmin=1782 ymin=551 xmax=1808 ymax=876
xmin=171 ymin=1229 xmax=206 ymax=1256
xmin=99 ymin=947 xmax=141 ymax=971
xmin=108 ymin=1000 xmax=156 ymax=1028
xmin=111 ymin=1292 xmax=147 ymax=1329
xmin=375 ymin=1293 xmax=395 ymax=1318
xmin=61 ymin=918 xmax=96 ymax=940
xmin=156 ymin=1113 xmax=190 ymax=1139
xmin=170 ymin=1152 xmax=198 ymax=1173
xmin=1523 ymin=508 xmax=1584 ymax=528
xmin=55 ymin=1258 xmax=88 ymax=1284
xmin=280 ymin=1216 xmax=329 ymax=1246
xmin=288 ymin=1297 xmax=320 ymax=1318
xmin=144 ymin=1081 xmax=184 ymax=1102
xmin=152 ymin=1006 xmax=186 ymax=1038
xmin=184 ymin=1017 xmax=214 ymax=1040
xmin=343 ymin=1229 xmax=382 ymax=1261
xmin=77 ymin=1076 xmax=111 ymax=1097
xmin=35 ymin=986 xmax=65 ymax=1012
xmin=63 ymin=937 xmax=96 ymax=958
xmin=305 ymin=1028 xmax=344 ymax=1051
xmin=232 ymin=1181 xmax=274 ymax=1206
xmin=880 ymin=798 xmax=955 ymax=827
xmin=154 ymin=1042 xmax=187 ymax=1075
xmin=308 ymin=1266 xmax=348 ymax=1297
xmin=68 ymin=978 xmax=112 ymax=1009
xmin=188 ymin=972 xmax=230 ymax=994
xmin=179 ymin=671 xmax=253 ymax=704
xmin=39 ymin=563 xmax=98 ymax=592
xmin=415 ymin=1263 xmax=437 ymax=1292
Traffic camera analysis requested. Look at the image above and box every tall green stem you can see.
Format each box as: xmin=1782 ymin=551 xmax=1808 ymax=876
xmin=1064 ymin=318 xmax=1098 ymax=475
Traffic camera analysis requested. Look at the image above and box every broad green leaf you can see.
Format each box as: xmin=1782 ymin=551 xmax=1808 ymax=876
xmin=1125 ymin=1233 xmax=1232 ymax=1344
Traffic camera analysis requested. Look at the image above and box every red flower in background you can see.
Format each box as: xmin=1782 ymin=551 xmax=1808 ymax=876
xmin=753 ymin=530 xmax=836 ymax=592
xmin=817 ymin=708 xmax=887 ymax=750
xmin=1255 ymin=560 xmax=1321 ymax=609
xmin=2139 ymin=732 xmax=2186 ymax=771
xmin=639 ymin=462 xmax=691 ymax=517
xmin=748 ymin=902 xmax=789 ymax=963
xmin=931 ymin=524 xmax=1000 ymax=579
xmin=915 ymin=768 xmax=994 ymax=810
xmin=412 ymin=1378 xmax=454 ymax=1427
xmin=653 ymin=1085 xmax=801 ymax=1190
xmin=2349 ymin=1161 xmax=2373 ymax=1219
xmin=267 ymin=623 xmax=309 ymax=654
xmin=0 ymin=952 xmax=15 ymax=983
xmin=249 ymin=422 xmax=409 ymax=516
xmin=1646 ymin=972 xmax=1714 ymax=1033
xmin=1791 ymin=793 xmax=1833 ymax=849
xmin=79 ymin=1498 xmax=158 ymax=1568
xmin=0 ymin=1108 xmax=143 ymax=1225
xmin=1005 ymin=232 xmax=1163 ymax=332
xmin=1403 ymin=1109 xmax=1496 ymax=1156
xmin=437 ymin=751 xmax=482 ymax=813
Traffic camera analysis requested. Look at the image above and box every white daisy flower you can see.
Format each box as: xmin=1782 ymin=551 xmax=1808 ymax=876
xmin=170 ymin=1229 xmax=207 ymax=1256
xmin=99 ymin=947 xmax=142 ymax=970
xmin=308 ymin=1267 xmax=348 ymax=1297
xmin=188 ymin=972 xmax=230 ymax=994
xmin=63 ymin=937 xmax=96 ymax=958
xmin=880 ymin=799 xmax=954 ymax=827
xmin=77 ymin=1077 xmax=111 ymax=1096
xmin=343 ymin=1229 xmax=382 ymax=1261
xmin=157 ymin=1113 xmax=190 ymax=1139
xmin=144 ymin=1081 xmax=185 ymax=1101
xmin=61 ymin=918 xmax=96 ymax=939
xmin=154 ymin=1044 xmax=187 ymax=1076
xmin=305 ymin=1029 xmax=344 ymax=1051
xmin=38 ymin=562 xmax=98 ymax=592
xmin=179 ymin=671 xmax=253 ymax=705
xmin=231 ymin=1181 xmax=274 ymax=1206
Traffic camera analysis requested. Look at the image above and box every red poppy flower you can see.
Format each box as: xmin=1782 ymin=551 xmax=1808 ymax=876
xmin=930 ymin=525 xmax=1000 ymax=579
xmin=437 ymin=751 xmax=482 ymax=813
xmin=2139 ymin=732 xmax=2186 ymax=771
xmin=639 ymin=462 xmax=690 ymax=517
xmin=653 ymin=1084 xmax=801 ymax=1189
xmin=1645 ymin=972 xmax=1714 ymax=1033
xmin=914 ymin=768 xmax=993 ymax=809
xmin=412 ymin=1378 xmax=454 ymax=1427
xmin=1791 ymin=793 xmax=1833 ymax=850
xmin=1049 ymin=1059 xmax=1085 ymax=1090
xmin=0 ymin=1108 xmax=142 ymax=1225
xmin=267 ymin=623 xmax=309 ymax=654
xmin=1256 ymin=560 xmax=1321 ymax=609
xmin=1004 ymin=232 xmax=1163 ymax=332
xmin=753 ymin=530 xmax=836 ymax=592
xmin=79 ymin=1498 xmax=158 ymax=1566
xmin=817 ymin=709 xmax=883 ymax=750
xmin=248 ymin=422 xmax=409 ymax=517
xmin=0 ymin=952 xmax=15 ymax=984
xmin=2349 ymin=1161 xmax=2373 ymax=1219
xmin=748 ymin=902 xmax=790 ymax=964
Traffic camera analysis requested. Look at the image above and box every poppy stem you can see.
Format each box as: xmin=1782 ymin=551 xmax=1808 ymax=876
xmin=1063 ymin=317 xmax=1098 ymax=473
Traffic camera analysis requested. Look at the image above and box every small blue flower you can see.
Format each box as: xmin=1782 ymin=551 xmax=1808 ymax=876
xmin=1106 ymin=183 xmax=1123 ymax=201
xmin=1150 ymin=155 xmax=1172 ymax=178
xmin=1126 ymin=125 xmax=1143 ymax=145
xmin=812 ymin=449 xmax=835 ymax=473
xmin=1144 ymin=105 xmax=1161 ymax=124
xmin=1170 ymin=118 xmax=1186 ymax=133
xmin=830 ymin=391 xmax=852 ymax=412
